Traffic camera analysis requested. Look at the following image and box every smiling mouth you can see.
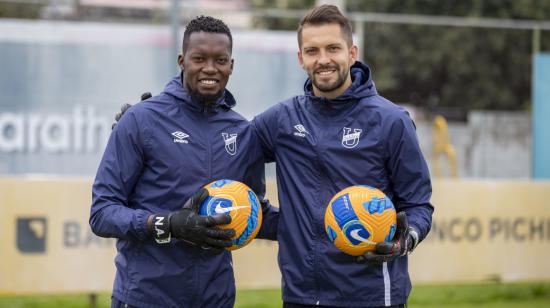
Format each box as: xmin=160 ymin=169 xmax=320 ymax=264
xmin=315 ymin=69 xmax=336 ymax=77
xmin=199 ymin=79 xmax=219 ymax=85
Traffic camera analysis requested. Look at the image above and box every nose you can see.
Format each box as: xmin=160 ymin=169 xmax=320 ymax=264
xmin=202 ymin=59 xmax=217 ymax=74
xmin=318 ymin=50 xmax=330 ymax=65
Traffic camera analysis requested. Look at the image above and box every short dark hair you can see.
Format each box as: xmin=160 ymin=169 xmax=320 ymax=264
xmin=297 ymin=5 xmax=353 ymax=47
xmin=182 ymin=15 xmax=233 ymax=54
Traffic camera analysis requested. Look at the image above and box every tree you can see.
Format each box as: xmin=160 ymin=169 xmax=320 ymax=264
xmin=349 ymin=0 xmax=550 ymax=116
xmin=251 ymin=0 xmax=550 ymax=118
xmin=0 ymin=2 xmax=44 ymax=19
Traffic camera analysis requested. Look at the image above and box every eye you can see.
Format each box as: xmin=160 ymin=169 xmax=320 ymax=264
xmin=304 ymin=49 xmax=317 ymax=55
xmin=328 ymin=46 xmax=341 ymax=52
xmin=192 ymin=56 xmax=204 ymax=62
xmin=217 ymin=58 xmax=228 ymax=64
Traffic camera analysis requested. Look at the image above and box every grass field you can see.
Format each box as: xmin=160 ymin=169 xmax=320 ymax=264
xmin=1 ymin=282 xmax=549 ymax=307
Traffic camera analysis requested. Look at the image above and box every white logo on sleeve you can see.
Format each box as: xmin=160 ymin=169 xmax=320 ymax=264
xmin=342 ymin=127 xmax=362 ymax=148
xmin=222 ymin=132 xmax=238 ymax=155
xmin=293 ymin=124 xmax=309 ymax=137
xmin=172 ymin=131 xmax=189 ymax=144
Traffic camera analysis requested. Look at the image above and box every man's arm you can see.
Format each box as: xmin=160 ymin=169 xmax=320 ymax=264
xmin=359 ymin=111 xmax=433 ymax=264
xmin=247 ymin=166 xmax=279 ymax=241
xmin=385 ymin=112 xmax=434 ymax=243
xmin=90 ymin=107 xmax=151 ymax=241
xmin=250 ymin=107 xmax=284 ymax=240
xmin=111 ymin=92 xmax=151 ymax=129
xmin=91 ymin=104 xmax=235 ymax=251
xmin=251 ymin=107 xmax=279 ymax=163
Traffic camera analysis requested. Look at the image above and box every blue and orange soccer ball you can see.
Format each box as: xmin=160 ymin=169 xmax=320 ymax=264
xmin=324 ymin=185 xmax=397 ymax=256
xmin=199 ymin=179 xmax=263 ymax=250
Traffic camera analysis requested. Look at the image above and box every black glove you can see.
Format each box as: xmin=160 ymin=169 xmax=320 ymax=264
xmin=357 ymin=212 xmax=418 ymax=264
xmin=150 ymin=189 xmax=235 ymax=254
xmin=111 ymin=92 xmax=152 ymax=129
xmin=171 ymin=188 xmax=235 ymax=250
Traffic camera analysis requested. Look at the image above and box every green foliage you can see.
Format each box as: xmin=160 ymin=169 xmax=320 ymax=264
xmin=250 ymin=0 xmax=315 ymax=31
xmin=0 ymin=3 xmax=44 ymax=19
xmin=362 ymin=23 xmax=537 ymax=113
xmin=252 ymin=0 xmax=550 ymax=115
xmin=354 ymin=0 xmax=550 ymax=113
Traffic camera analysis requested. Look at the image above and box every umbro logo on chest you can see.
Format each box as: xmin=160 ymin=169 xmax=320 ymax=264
xmin=292 ymin=124 xmax=363 ymax=148
xmin=171 ymin=130 xmax=238 ymax=155
xmin=172 ymin=131 xmax=189 ymax=144
xmin=293 ymin=124 xmax=309 ymax=137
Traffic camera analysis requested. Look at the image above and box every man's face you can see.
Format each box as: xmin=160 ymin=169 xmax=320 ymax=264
xmin=178 ymin=32 xmax=233 ymax=103
xmin=298 ymin=23 xmax=357 ymax=99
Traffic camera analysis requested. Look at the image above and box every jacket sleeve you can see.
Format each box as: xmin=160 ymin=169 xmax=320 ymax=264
xmin=251 ymin=106 xmax=279 ymax=163
xmin=243 ymin=124 xmax=279 ymax=241
xmin=255 ymin=187 xmax=279 ymax=241
xmin=385 ymin=111 xmax=434 ymax=242
xmin=89 ymin=108 xmax=151 ymax=242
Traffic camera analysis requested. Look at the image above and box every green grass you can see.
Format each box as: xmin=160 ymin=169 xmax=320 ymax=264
xmin=409 ymin=282 xmax=550 ymax=308
xmin=0 ymin=282 xmax=549 ymax=307
xmin=236 ymin=289 xmax=281 ymax=308
xmin=0 ymin=293 xmax=110 ymax=308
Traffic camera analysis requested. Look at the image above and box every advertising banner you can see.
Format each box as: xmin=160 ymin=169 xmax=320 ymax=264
xmin=1 ymin=178 xmax=549 ymax=294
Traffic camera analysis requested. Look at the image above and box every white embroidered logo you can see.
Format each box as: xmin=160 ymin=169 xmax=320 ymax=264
xmin=172 ymin=131 xmax=189 ymax=144
xmin=293 ymin=124 xmax=309 ymax=137
xmin=222 ymin=133 xmax=238 ymax=155
xmin=342 ymin=127 xmax=362 ymax=148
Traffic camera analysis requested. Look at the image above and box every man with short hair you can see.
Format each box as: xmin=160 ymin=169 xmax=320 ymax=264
xmin=252 ymin=5 xmax=433 ymax=307
xmin=115 ymin=6 xmax=433 ymax=307
xmin=90 ymin=16 xmax=278 ymax=308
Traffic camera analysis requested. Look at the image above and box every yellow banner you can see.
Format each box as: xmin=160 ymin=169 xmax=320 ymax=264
xmin=1 ymin=178 xmax=549 ymax=294
xmin=0 ymin=177 xmax=115 ymax=294
xmin=412 ymin=179 xmax=550 ymax=283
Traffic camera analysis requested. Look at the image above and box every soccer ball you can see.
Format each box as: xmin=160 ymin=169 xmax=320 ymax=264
xmin=324 ymin=185 xmax=397 ymax=256
xmin=199 ymin=179 xmax=263 ymax=250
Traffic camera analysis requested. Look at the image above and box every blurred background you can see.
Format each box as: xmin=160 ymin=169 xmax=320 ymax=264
xmin=1 ymin=0 xmax=550 ymax=307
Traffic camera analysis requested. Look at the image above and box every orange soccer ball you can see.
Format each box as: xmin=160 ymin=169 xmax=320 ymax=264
xmin=199 ymin=179 xmax=263 ymax=250
xmin=324 ymin=185 xmax=397 ymax=256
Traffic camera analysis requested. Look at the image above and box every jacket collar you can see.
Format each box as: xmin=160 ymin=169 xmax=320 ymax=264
xmin=163 ymin=73 xmax=236 ymax=113
xmin=303 ymin=61 xmax=378 ymax=110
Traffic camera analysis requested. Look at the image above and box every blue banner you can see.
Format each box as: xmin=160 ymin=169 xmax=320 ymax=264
xmin=533 ymin=53 xmax=550 ymax=178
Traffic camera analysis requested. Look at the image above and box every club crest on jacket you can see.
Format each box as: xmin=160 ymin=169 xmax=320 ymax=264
xmin=342 ymin=127 xmax=362 ymax=148
xmin=222 ymin=132 xmax=238 ymax=155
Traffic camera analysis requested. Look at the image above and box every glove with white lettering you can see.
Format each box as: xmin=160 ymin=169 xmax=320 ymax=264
xmin=149 ymin=188 xmax=235 ymax=254
xmin=111 ymin=92 xmax=152 ymax=129
xmin=356 ymin=212 xmax=419 ymax=264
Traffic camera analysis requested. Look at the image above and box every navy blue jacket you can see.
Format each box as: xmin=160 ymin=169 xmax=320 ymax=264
xmin=90 ymin=76 xmax=278 ymax=308
xmin=253 ymin=62 xmax=433 ymax=307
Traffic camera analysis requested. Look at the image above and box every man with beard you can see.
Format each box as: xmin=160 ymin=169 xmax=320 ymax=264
xmin=90 ymin=16 xmax=278 ymax=308
xmin=252 ymin=5 xmax=433 ymax=307
xmin=115 ymin=5 xmax=432 ymax=308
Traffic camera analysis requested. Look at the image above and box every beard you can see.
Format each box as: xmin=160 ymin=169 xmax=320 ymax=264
xmin=311 ymin=65 xmax=349 ymax=93
xmin=183 ymin=74 xmax=225 ymax=106
xmin=189 ymin=89 xmax=224 ymax=106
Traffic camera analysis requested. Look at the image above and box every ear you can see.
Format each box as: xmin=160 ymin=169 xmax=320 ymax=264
xmin=297 ymin=50 xmax=304 ymax=69
xmin=229 ymin=58 xmax=234 ymax=75
xmin=177 ymin=54 xmax=184 ymax=71
xmin=350 ymin=45 xmax=358 ymax=65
